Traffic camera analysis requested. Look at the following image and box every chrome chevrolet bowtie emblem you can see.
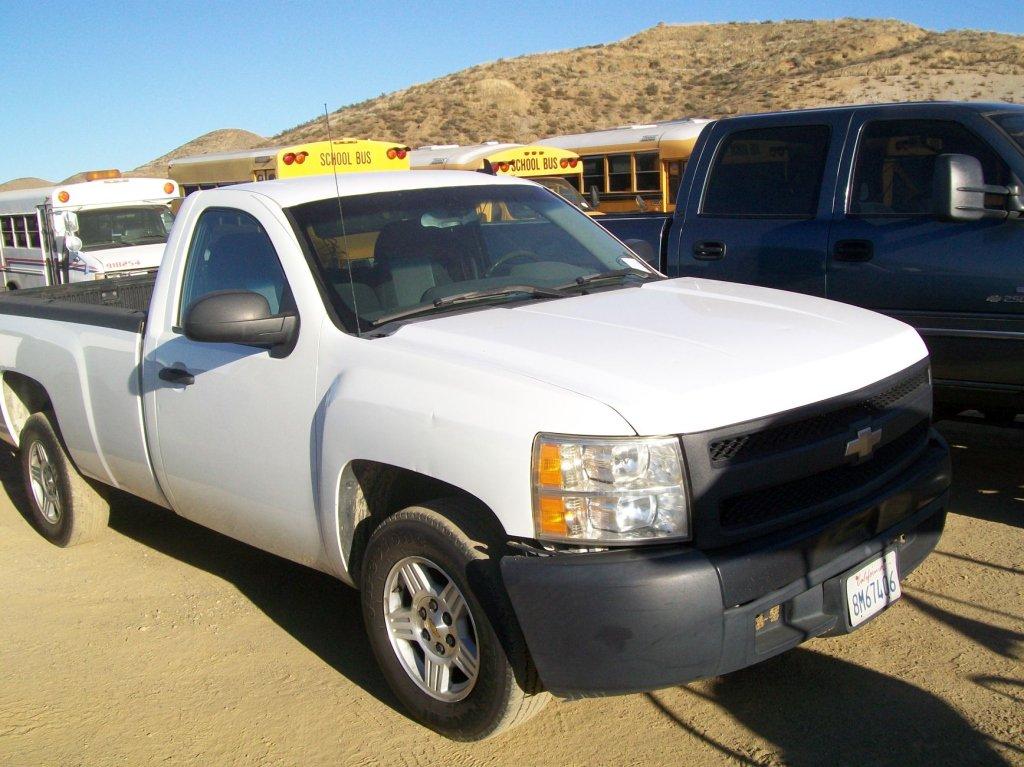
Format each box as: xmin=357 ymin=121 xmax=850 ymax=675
xmin=845 ymin=426 xmax=882 ymax=461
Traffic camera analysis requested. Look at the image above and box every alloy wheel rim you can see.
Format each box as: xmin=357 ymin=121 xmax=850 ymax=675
xmin=383 ymin=555 xmax=480 ymax=702
xmin=28 ymin=441 xmax=61 ymax=525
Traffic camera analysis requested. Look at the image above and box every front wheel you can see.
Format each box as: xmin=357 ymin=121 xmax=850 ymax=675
xmin=360 ymin=500 xmax=548 ymax=740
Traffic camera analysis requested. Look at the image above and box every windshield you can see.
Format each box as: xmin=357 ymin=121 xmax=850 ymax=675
xmin=75 ymin=205 xmax=175 ymax=251
xmin=289 ymin=184 xmax=656 ymax=331
xmin=989 ymin=111 xmax=1024 ymax=155
xmin=533 ymin=176 xmax=593 ymax=210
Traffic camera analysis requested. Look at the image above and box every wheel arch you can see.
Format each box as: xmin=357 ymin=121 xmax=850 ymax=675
xmin=1 ymin=371 xmax=52 ymax=446
xmin=333 ymin=459 xmax=508 ymax=587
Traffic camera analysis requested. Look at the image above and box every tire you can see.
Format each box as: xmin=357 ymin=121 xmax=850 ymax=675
xmin=19 ymin=411 xmax=110 ymax=547
xmin=361 ymin=499 xmax=549 ymax=740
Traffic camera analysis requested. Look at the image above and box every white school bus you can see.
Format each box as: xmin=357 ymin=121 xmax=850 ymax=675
xmin=169 ymin=138 xmax=412 ymax=195
xmin=537 ymin=118 xmax=711 ymax=212
xmin=408 ymin=143 xmax=595 ymax=212
xmin=0 ymin=171 xmax=179 ymax=289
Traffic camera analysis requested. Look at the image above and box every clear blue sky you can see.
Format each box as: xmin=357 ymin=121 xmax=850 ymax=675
xmin=1 ymin=0 xmax=1020 ymax=183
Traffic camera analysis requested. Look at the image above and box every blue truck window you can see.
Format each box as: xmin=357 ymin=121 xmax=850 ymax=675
xmin=850 ymin=119 xmax=1010 ymax=216
xmin=989 ymin=111 xmax=1024 ymax=154
xmin=701 ymin=125 xmax=830 ymax=218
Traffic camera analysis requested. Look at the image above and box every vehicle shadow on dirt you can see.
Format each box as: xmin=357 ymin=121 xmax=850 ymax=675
xmin=936 ymin=419 xmax=1024 ymax=529
xmin=902 ymin=592 xmax=1023 ymax=660
xmin=651 ymin=648 xmax=1013 ymax=766
xmin=0 ymin=448 xmax=403 ymax=717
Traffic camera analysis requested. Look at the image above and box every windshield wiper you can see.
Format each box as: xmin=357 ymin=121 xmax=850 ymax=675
xmin=123 ymin=235 xmax=168 ymax=245
xmin=557 ymin=267 xmax=658 ymax=292
xmin=371 ymin=285 xmax=565 ymax=327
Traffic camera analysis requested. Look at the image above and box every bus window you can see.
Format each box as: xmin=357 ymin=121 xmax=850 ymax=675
xmin=635 ymin=152 xmax=660 ymax=191
xmin=26 ymin=216 xmax=41 ymax=248
xmin=583 ymin=157 xmax=603 ymax=194
xmin=1 ymin=217 xmax=14 ymax=248
xmin=666 ymin=161 xmax=684 ymax=208
xmin=608 ymin=155 xmax=631 ymax=192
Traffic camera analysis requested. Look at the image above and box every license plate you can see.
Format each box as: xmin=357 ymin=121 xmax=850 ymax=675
xmin=846 ymin=550 xmax=901 ymax=628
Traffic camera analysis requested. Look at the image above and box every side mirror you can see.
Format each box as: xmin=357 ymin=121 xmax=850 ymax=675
xmin=63 ymin=211 xmax=79 ymax=234
xmin=64 ymin=234 xmax=82 ymax=254
xmin=932 ymin=153 xmax=1020 ymax=222
xmin=635 ymin=195 xmax=649 ymax=213
xmin=589 ymin=186 xmax=600 ymax=209
xmin=183 ymin=290 xmax=298 ymax=352
xmin=624 ymin=238 xmax=656 ymax=265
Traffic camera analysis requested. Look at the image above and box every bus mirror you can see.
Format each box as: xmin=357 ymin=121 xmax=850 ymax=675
xmin=589 ymin=186 xmax=600 ymax=209
xmin=63 ymin=211 xmax=79 ymax=234
xmin=635 ymin=195 xmax=649 ymax=213
xmin=64 ymin=235 xmax=82 ymax=254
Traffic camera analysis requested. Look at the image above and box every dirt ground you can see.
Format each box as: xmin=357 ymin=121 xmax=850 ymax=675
xmin=1 ymin=419 xmax=1021 ymax=766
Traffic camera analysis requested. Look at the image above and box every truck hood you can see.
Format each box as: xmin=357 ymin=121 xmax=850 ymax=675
xmin=75 ymin=243 xmax=164 ymax=273
xmin=384 ymin=277 xmax=928 ymax=434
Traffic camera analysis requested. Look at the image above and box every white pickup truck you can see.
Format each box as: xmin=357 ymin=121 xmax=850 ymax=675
xmin=0 ymin=171 xmax=950 ymax=740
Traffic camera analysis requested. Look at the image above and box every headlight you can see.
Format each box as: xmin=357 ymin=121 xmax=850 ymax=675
xmin=531 ymin=434 xmax=690 ymax=545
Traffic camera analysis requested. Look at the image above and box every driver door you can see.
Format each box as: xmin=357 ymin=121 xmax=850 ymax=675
xmin=144 ymin=198 xmax=324 ymax=567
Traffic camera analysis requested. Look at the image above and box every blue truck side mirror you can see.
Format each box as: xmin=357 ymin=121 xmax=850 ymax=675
xmin=933 ymin=153 xmax=1022 ymax=222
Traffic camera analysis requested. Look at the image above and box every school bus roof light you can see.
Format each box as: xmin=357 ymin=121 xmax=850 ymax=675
xmin=387 ymin=147 xmax=409 ymax=160
xmin=294 ymin=151 xmax=307 ymax=165
xmin=282 ymin=152 xmax=296 ymax=165
xmin=57 ymin=190 xmax=70 ymax=203
xmin=83 ymin=169 xmax=122 ymax=181
xmin=163 ymin=182 xmax=175 ymax=195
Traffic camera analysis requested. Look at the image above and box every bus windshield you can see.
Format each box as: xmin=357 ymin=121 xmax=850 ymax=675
xmin=289 ymin=184 xmax=656 ymax=332
xmin=75 ymin=205 xmax=175 ymax=251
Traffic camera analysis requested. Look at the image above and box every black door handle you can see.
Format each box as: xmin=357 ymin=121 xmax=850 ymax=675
xmin=693 ymin=241 xmax=726 ymax=260
xmin=158 ymin=367 xmax=195 ymax=386
xmin=833 ymin=239 xmax=874 ymax=262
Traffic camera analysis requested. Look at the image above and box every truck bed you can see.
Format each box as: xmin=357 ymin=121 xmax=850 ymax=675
xmin=0 ymin=273 xmax=154 ymax=333
xmin=0 ymin=272 xmax=164 ymax=504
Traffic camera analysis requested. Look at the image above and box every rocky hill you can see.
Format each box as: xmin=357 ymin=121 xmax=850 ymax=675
xmin=270 ymin=18 xmax=1024 ymax=149
xmin=0 ymin=177 xmax=55 ymax=193
xmin=127 ymin=128 xmax=267 ymax=178
xmin=5 ymin=18 xmax=1022 ymax=186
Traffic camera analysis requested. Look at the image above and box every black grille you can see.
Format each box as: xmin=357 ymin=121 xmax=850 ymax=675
xmin=708 ymin=369 xmax=929 ymax=464
xmin=719 ymin=422 xmax=929 ymax=530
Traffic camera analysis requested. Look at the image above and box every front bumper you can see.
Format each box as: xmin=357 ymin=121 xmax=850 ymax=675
xmin=501 ymin=433 xmax=950 ymax=697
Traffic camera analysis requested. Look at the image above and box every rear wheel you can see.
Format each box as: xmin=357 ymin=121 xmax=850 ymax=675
xmin=361 ymin=500 xmax=548 ymax=740
xmin=19 ymin=411 xmax=109 ymax=546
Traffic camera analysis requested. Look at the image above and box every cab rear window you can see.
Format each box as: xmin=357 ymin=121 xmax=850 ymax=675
xmin=701 ymin=125 xmax=830 ymax=217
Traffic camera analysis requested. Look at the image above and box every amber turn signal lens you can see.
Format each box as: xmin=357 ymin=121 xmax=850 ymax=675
xmin=538 ymin=496 xmax=569 ymax=535
xmin=57 ymin=191 xmax=69 ymax=203
xmin=537 ymin=443 xmax=562 ymax=487
xmin=163 ymin=182 xmax=175 ymax=194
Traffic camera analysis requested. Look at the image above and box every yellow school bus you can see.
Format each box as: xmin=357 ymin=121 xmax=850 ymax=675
xmin=536 ymin=119 xmax=711 ymax=212
xmin=408 ymin=143 xmax=595 ymax=212
xmin=168 ymin=139 xmax=411 ymax=195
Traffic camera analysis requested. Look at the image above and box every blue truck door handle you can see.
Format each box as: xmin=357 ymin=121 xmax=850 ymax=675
xmin=833 ymin=239 xmax=874 ymax=262
xmin=693 ymin=241 xmax=726 ymax=260
xmin=158 ymin=367 xmax=195 ymax=386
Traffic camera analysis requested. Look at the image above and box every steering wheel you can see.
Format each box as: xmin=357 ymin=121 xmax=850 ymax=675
xmin=485 ymin=249 xmax=540 ymax=277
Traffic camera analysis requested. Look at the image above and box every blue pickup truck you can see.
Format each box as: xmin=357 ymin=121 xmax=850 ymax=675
xmin=602 ymin=102 xmax=1024 ymax=421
